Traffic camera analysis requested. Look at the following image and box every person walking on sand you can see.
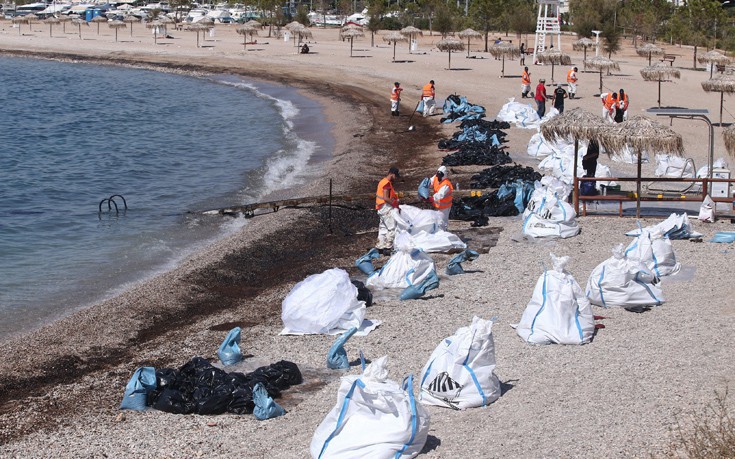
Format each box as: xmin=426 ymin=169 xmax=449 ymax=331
xmin=520 ymin=43 xmax=526 ymax=66
xmin=428 ymin=165 xmax=454 ymax=228
xmin=390 ymin=82 xmax=403 ymax=117
xmin=521 ymin=67 xmax=531 ymax=98
xmin=617 ymin=88 xmax=629 ymax=122
xmin=421 ymin=80 xmax=436 ymax=117
xmin=566 ymin=66 xmax=578 ymax=99
xmin=535 ymin=78 xmax=549 ymax=118
xmin=600 ymin=91 xmax=618 ymax=123
xmin=375 ymin=167 xmax=401 ymax=254
xmin=553 ymin=84 xmax=567 ymax=113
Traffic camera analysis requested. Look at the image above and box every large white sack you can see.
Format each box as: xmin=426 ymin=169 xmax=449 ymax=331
xmin=366 ymin=232 xmax=435 ymax=289
xmin=586 ymin=244 xmax=664 ymax=308
xmin=527 ymin=131 xmax=557 ymax=159
xmin=610 ymin=145 xmax=650 ymax=164
xmin=515 ymin=254 xmax=595 ymax=345
xmin=696 ymin=157 xmax=728 ymax=178
xmin=310 ymin=356 xmax=430 ymax=459
xmin=625 ymin=228 xmax=681 ymax=277
xmin=522 ymin=178 xmax=579 ymax=239
xmin=496 ymin=97 xmax=541 ymax=128
xmin=408 ymin=229 xmax=467 ymax=253
xmin=392 ymin=205 xmax=445 ymax=234
xmin=419 ymin=316 xmax=501 ymax=410
xmin=625 ymin=213 xmax=701 ymax=239
xmin=281 ymin=268 xmax=365 ymax=335
xmin=699 ymin=195 xmax=715 ymax=222
xmin=655 ymin=154 xmax=695 ymax=178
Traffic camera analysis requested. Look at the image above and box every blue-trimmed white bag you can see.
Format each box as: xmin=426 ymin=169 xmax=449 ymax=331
xmin=419 ymin=316 xmax=501 ymax=410
xmin=310 ymin=356 xmax=429 ymax=459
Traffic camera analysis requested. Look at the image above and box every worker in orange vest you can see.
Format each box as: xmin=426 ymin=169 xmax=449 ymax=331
xmin=375 ymin=166 xmax=401 ymax=253
xmin=617 ymin=88 xmax=629 ymax=122
xmin=428 ymin=165 xmax=454 ymax=228
xmin=390 ymin=82 xmax=403 ymax=116
xmin=521 ymin=67 xmax=531 ymax=98
xmin=421 ymin=80 xmax=436 ymax=117
xmin=566 ymin=66 xmax=578 ymax=99
xmin=600 ymin=91 xmax=618 ymax=123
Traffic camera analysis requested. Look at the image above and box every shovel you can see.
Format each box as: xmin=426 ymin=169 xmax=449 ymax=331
xmin=407 ymin=99 xmax=421 ymax=131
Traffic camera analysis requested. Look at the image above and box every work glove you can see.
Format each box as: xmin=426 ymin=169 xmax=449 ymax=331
xmin=327 ymin=326 xmax=358 ymax=369
xmin=253 ymin=382 xmax=286 ymax=420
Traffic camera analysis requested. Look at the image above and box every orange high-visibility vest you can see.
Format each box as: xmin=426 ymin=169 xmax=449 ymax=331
xmin=376 ymin=177 xmax=397 ymax=209
xmin=431 ymin=177 xmax=454 ymax=210
xmin=567 ymin=69 xmax=577 ymax=83
xmin=422 ymin=83 xmax=435 ymax=98
xmin=603 ymin=93 xmax=618 ymax=110
xmin=391 ymin=87 xmax=402 ymax=101
xmin=522 ymin=70 xmax=531 ymax=85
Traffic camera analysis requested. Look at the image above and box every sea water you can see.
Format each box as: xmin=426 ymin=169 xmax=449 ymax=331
xmin=0 ymin=56 xmax=329 ymax=340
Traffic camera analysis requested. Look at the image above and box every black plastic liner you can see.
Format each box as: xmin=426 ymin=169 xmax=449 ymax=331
xmin=441 ymin=144 xmax=512 ymax=167
xmin=469 ymin=165 xmax=542 ymax=189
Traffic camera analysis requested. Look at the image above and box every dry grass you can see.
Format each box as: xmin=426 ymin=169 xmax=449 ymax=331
xmin=662 ymin=387 xmax=735 ymax=458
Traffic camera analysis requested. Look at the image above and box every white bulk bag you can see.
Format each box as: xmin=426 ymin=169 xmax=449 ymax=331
xmin=522 ymin=178 xmax=579 ymax=239
xmin=366 ymin=232 xmax=435 ymax=289
xmin=625 ymin=213 xmax=701 ymax=240
xmin=625 ymin=228 xmax=681 ymax=277
xmin=655 ymin=154 xmax=695 ymax=178
xmin=419 ymin=316 xmax=501 ymax=410
xmin=699 ymin=195 xmax=715 ymax=222
xmin=408 ymin=229 xmax=467 ymax=253
xmin=496 ymin=98 xmax=541 ymax=128
xmin=527 ymin=131 xmax=557 ymax=159
xmin=586 ymin=244 xmax=664 ymax=308
xmin=392 ymin=205 xmax=445 ymax=234
xmin=515 ymin=254 xmax=595 ymax=345
xmin=310 ymin=356 xmax=430 ymax=459
xmin=281 ymin=268 xmax=365 ymax=335
xmin=696 ymin=157 xmax=728 ymax=178
xmin=610 ymin=145 xmax=650 ymax=164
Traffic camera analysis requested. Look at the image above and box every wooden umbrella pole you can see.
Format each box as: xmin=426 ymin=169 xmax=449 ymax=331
xmin=573 ymin=138 xmax=579 ymax=213
xmin=636 ymin=150 xmax=642 ymax=218
xmin=599 ymin=70 xmax=603 ymax=94
xmin=658 ymin=79 xmax=661 ymax=108
xmin=720 ymin=92 xmax=724 ymax=126
xmin=501 ymin=55 xmax=505 ymax=77
xmin=393 ymin=42 xmax=396 ymax=61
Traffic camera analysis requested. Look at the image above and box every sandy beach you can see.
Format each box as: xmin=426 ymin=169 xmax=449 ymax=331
xmin=1 ymin=21 xmax=735 ymax=458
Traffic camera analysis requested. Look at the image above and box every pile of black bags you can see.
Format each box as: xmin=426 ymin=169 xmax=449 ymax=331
xmin=148 ymin=357 xmax=302 ymax=415
xmin=469 ymin=165 xmax=541 ymax=189
xmin=450 ymin=191 xmax=519 ymax=224
xmin=441 ymin=144 xmax=512 ymax=167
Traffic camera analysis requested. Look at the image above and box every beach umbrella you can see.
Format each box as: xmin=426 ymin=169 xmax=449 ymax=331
xmin=458 ymin=28 xmax=481 ymax=57
xmin=187 ymin=23 xmax=206 ymax=47
xmin=541 ymin=108 xmax=606 ymax=207
xmin=123 ymin=15 xmax=140 ymax=37
xmin=585 ymin=55 xmax=620 ymax=95
xmin=146 ymin=20 xmax=164 ymax=44
xmin=58 ymin=15 xmax=72 ymax=34
xmin=640 ymin=63 xmax=681 ymax=108
xmin=598 ymin=115 xmax=684 ymax=217
xmin=11 ymin=15 xmax=30 ymax=35
xmin=697 ymin=50 xmax=731 ymax=79
xmin=635 ymin=42 xmax=664 ymax=66
xmin=284 ymin=21 xmax=303 ymax=32
xmin=108 ymin=20 xmax=126 ymax=42
xmin=236 ymin=24 xmax=259 ymax=50
xmin=90 ymin=15 xmax=107 ymax=35
xmin=243 ymin=19 xmax=261 ymax=28
xmin=573 ymin=37 xmax=595 ymax=70
xmin=400 ymin=26 xmax=422 ymax=54
xmin=70 ymin=18 xmax=88 ymax=40
xmin=44 ymin=16 xmax=60 ymax=38
xmin=701 ymin=72 xmax=735 ymax=126
xmin=340 ymin=27 xmax=364 ymax=57
xmin=436 ymin=38 xmax=464 ymax=70
xmin=536 ymin=48 xmax=572 ymax=84
xmin=25 ymin=13 xmax=38 ymax=31
xmin=489 ymin=42 xmax=520 ymax=78
xmin=382 ymin=31 xmax=407 ymax=62
xmin=722 ymin=124 xmax=735 ymax=156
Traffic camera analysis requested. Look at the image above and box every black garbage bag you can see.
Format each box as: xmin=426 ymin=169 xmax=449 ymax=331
xmin=196 ymin=383 xmax=233 ymax=415
xmin=351 ymin=279 xmax=373 ymax=307
xmin=470 ymin=165 xmax=542 ymax=189
xmin=156 ymin=368 xmax=178 ymax=389
xmin=153 ymin=388 xmax=196 ymax=414
xmin=441 ymin=144 xmax=512 ymax=167
xmin=228 ymin=387 xmax=255 ymax=415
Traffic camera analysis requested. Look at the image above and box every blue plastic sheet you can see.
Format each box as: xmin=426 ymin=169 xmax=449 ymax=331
xmin=327 ymin=326 xmax=358 ymax=369
xmin=400 ymin=269 xmax=440 ymax=300
xmin=418 ymin=177 xmax=431 ymax=200
xmin=445 ymin=249 xmax=480 ymax=275
xmin=120 ymin=366 xmax=157 ymax=411
xmin=711 ymin=232 xmax=735 ymax=243
xmin=217 ymin=327 xmax=243 ymax=366
xmin=355 ymin=248 xmax=381 ymax=275
xmin=253 ymin=382 xmax=286 ymax=420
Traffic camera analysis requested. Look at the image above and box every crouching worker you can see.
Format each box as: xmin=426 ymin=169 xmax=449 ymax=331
xmin=301 ymin=43 xmax=309 ymax=54
xmin=376 ymin=167 xmax=401 ymax=255
xmin=428 ymin=165 xmax=454 ymax=228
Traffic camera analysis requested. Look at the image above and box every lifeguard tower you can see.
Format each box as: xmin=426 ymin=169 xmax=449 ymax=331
xmin=532 ymin=0 xmax=562 ymax=64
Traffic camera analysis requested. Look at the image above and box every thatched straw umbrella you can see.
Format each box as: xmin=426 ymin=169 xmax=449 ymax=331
xmin=187 ymin=23 xmax=205 ymax=47
xmin=585 ymin=55 xmax=620 ymax=95
xmin=640 ymin=63 xmax=681 ymax=108
xmin=573 ymin=37 xmax=595 ymax=69
xmin=123 ymin=15 xmax=140 ymax=37
xmin=44 ymin=16 xmax=59 ymax=38
xmin=598 ymin=116 xmax=684 ymax=217
xmin=541 ymin=107 xmax=606 ymax=207
xmin=236 ymin=24 xmax=259 ymax=50
xmin=284 ymin=22 xmax=306 ymax=48
xmin=489 ymin=42 xmax=520 ymax=78
xmin=701 ymin=72 xmax=735 ymax=126
xmin=296 ymin=27 xmax=313 ymax=49
xmin=244 ymin=19 xmax=261 ymax=28
xmin=11 ymin=15 xmax=30 ymax=36
xmin=70 ymin=18 xmax=88 ymax=40
xmin=108 ymin=20 xmax=126 ymax=42
xmin=90 ymin=15 xmax=107 ymax=35
xmin=58 ymin=15 xmax=72 ymax=34
xmin=146 ymin=20 xmax=164 ymax=44
xmin=458 ymin=28 xmax=481 ymax=58
xmin=25 ymin=13 xmax=38 ymax=31
xmin=436 ymin=38 xmax=464 ymax=70
xmin=383 ymin=31 xmax=407 ymax=62
xmin=400 ymin=26 xmax=422 ymax=54
xmin=722 ymin=124 xmax=735 ymax=156
xmin=635 ymin=43 xmax=664 ymax=66
xmin=340 ymin=26 xmax=364 ymax=57
xmin=536 ymin=48 xmax=572 ymax=84
xmin=697 ymin=50 xmax=731 ymax=79
xmin=284 ymin=21 xmax=303 ymax=32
